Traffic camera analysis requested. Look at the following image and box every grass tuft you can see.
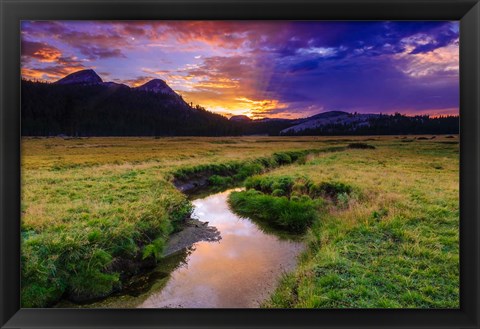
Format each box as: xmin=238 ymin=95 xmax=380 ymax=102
xmin=229 ymin=189 xmax=320 ymax=233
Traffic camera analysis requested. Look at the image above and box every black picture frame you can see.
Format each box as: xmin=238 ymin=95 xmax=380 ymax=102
xmin=1 ymin=0 xmax=479 ymax=328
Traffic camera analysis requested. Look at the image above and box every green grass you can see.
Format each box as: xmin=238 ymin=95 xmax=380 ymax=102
xmin=21 ymin=135 xmax=459 ymax=308
xmin=21 ymin=137 xmax=333 ymax=307
xmin=229 ymin=189 xmax=321 ymax=233
xmin=259 ymin=137 xmax=459 ymax=308
xmin=170 ymin=149 xmax=315 ymax=188
xmin=21 ymin=179 xmax=192 ymax=307
xmin=229 ymin=175 xmax=358 ymax=232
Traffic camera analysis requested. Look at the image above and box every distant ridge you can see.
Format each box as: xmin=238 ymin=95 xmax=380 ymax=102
xmin=55 ymin=70 xmax=184 ymax=100
xmin=22 ymin=69 xmax=459 ymax=136
xmin=281 ymin=111 xmax=382 ymax=134
xmin=55 ymin=69 xmax=103 ymax=85
xmin=307 ymin=110 xmax=349 ymax=119
xmin=22 ymin=69 xmax=239 ymax=136
xmin=230 ymin=115 xmax=252 ymax=122
xmin=135 ymin=79 xmax=178 ymax=97
xmin=102 ymin=81 xmax=129 ymax=89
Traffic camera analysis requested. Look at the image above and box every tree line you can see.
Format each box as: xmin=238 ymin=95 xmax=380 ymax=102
xmin=281 ymin=113 xmax=459 ymax=136
xmin=22 ymin=80 xmax=459 ymax=137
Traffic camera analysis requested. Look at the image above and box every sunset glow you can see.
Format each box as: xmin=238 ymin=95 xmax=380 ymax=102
xmin=21 ymin=21 xmax=459 ymax=119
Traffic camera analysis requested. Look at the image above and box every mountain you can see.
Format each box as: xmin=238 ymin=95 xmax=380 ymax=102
xmin=135 ymin=79 xmax=178 ymax=97
xmin=102 ymin=81 xmax=129 ymax=89
xmin=22 ymin=70 xmax=244 ymax=136
xmin=22 ymin=69 xmax=459 ymax=137
xmin=55 ymin=69 xmax=103 ymax=85
xmin=280 ymin=111 xmax=458 ymax=136
xmin=255 ymin=118 xmax=293 ymax=123
xmin=281 ymin=111 xmax=381 ymax=134
xmin=229 ymin=115 xmax=252 ymax=122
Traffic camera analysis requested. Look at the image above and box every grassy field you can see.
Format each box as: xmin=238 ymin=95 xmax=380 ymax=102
xmin=21 ymin=135 xmax=459 ymax=308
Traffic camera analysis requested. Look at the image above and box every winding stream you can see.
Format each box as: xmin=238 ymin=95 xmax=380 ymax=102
xmin=59 ymin=189 xmax=304 ymax=308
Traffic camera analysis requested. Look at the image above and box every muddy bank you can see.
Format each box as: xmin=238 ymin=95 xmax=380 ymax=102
xmin=164 ymin=218 xmax=221 ymax=256
xmin=139 ymin=189 xmax=304 ymax=308
xmin=173 ymin=175 xmax=210 ymax=194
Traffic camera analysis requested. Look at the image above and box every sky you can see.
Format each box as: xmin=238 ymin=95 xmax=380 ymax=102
xmin=21 ymin=21 xmax=459 ymax=119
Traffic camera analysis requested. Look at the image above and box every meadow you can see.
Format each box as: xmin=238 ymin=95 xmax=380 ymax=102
xmin=21 ymin=135 xmax=459 ymax=308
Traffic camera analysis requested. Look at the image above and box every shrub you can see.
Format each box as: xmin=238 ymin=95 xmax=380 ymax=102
xmin=228 ymin=190 xmax=318 ymax=233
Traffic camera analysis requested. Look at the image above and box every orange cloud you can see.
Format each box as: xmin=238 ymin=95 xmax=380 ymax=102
xmin=141 ymin=68 xmax=172 ymax=76
xmin=21 ymin=65 xmax=86 ymax=81
xmin=115 ymin=76 xmax=153 ymax=87
xmin=21 ymin=67 xmax=52 ymax=80
xmin=22 ymin=40 xmax=62 ymax=62
xmin=163 ymin=54 xmax=284 ymax=118
xmin=111 ymin=21 xmax=285 ymax=52
xmin=21 ymin=38 xmax=89 ymax=82
xmin=33 ymin=48 xmax=62 ymax=62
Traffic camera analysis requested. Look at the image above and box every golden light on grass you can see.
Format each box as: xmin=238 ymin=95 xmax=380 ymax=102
xmin=21 ymin=135 xmax=459 ymax=308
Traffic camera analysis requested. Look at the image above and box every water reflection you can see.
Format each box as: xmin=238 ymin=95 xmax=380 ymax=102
xmin=139 ymin=189 xmax=304 ymax=308
xmin=58 ymin=189 xmax=303 ymax=308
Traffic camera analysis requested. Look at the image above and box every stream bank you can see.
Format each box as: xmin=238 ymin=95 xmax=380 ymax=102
xmin=58 ymin=189 xmax=304 ymax=308
xmin=57 ymin=149 xmax=330 ymax=307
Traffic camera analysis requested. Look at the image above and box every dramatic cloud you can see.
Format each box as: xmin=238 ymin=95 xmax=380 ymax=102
xmin=21 ymin=21 xmax=459 ymax=118
xmin=21 ymin=40 xmax=62 ymax=62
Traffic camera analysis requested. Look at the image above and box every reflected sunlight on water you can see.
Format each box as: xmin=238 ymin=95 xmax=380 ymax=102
xmin=139 ymin=189 xmax=304 ymax=308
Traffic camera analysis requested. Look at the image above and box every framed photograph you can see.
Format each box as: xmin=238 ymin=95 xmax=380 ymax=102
xmin=1 ymin=0 xmax=479 ymax=328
